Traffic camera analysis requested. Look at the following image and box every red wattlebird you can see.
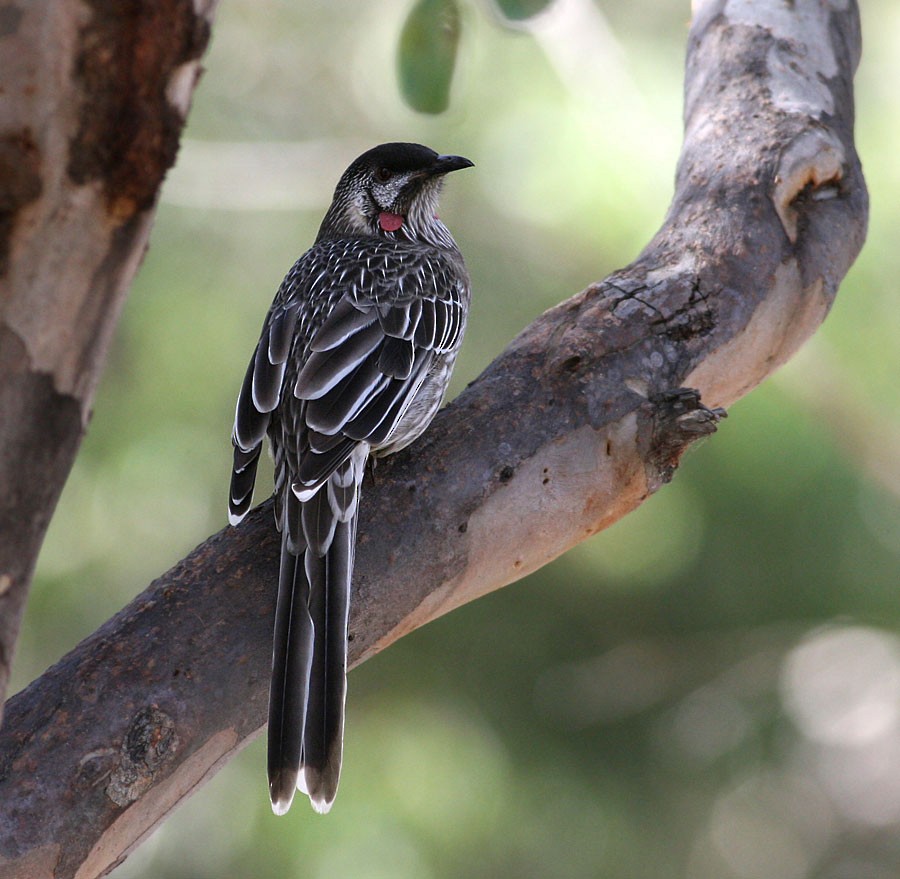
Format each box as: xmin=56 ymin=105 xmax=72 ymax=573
xmin=228 ymin=143 xmax=472 ymax=813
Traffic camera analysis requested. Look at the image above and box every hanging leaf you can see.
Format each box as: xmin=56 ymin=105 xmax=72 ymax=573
xmin=397 ymin=0 xmax=461 ymax=114
xmin=493 ymin=0 xmax=554 ymax=23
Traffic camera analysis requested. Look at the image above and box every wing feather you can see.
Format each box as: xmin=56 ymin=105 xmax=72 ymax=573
xmin=311 ymin=299 xmax=374 ymax=352
xmin=343 ymin=348 xmax=433 ymax=443
xmin=295 ymin=438 xmax=357 ymax=492
xmin=252 ymin=337 xmax=287 ymax=413
xmin=377 ymin=336 xmax=415 ymax=379
xmin=305 ymin=355 xmax=390 ymax=434
xmin=269 ymin=306 xmax=299 ymax=363
xmin=294 ymin=321 xmax=383 ymax=400
xmin=233 ymin=358 xmax=270 ymax=452
xmin=377 ymin=301 xmax=411 ymax=338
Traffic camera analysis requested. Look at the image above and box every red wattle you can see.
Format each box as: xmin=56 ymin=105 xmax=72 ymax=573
xmin=378 ymin=212 xmax=404 ymax=232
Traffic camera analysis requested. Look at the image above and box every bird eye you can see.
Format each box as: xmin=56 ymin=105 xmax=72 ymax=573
xmin=375 ymin=167 xmax=393 ymax=183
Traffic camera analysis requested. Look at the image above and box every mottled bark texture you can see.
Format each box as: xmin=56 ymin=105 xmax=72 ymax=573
xmin=0 ymin=1 xmax=867 ymax=877
xmin=0 ymin=0 xmax=215 ymax=721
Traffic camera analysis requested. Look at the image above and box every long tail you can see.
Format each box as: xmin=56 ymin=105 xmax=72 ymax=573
xmin=267 ymin=501 xmax=314 ymax=814
xmin=267 ymin=455 xmax=361 ymax=815
xmin=301 ymin=513 xmax=354 ymax=811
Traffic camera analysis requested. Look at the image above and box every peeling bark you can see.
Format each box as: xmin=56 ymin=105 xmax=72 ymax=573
xmin=0 ymin=1 xmax=867 ymax=877
xmin=0 ymin=0 xmax=216 ymax=721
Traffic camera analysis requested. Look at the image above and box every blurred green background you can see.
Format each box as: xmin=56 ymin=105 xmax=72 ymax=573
xmin=12 ymin=0 xmax=900 ymax=877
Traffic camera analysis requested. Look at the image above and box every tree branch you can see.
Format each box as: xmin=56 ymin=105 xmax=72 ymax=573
xmin=0 ymin=1 xmax=867 ymax=877
xmin=0 ymin=0 xmax=215 ymax=718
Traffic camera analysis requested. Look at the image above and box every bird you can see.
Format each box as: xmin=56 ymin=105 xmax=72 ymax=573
xmin=228 ymin=142 xmax=473 ymax=815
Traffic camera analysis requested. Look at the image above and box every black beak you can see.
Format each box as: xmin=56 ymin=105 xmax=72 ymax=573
xmin=428 ymin=154 xmax=474 ymax=176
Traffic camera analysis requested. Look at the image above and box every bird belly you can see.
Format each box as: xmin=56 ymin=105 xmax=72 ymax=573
xmin=373 ymin=357 xmax=455 ymax=457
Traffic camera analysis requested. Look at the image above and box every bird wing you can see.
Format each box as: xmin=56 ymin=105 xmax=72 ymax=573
xmin=228 ymin=300 xmax=300 ymax=524
xmin=285 ymin=240 xmax=468 ymax=497
xmin=228 ymin=238 xmax=468 ymax=525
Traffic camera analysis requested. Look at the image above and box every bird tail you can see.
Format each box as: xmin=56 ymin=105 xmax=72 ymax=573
xmin=267 ymin=453 xmax=362 ymax=815
xmin=267 ymin=496 xmax=314 ymax=814
xmin=301 ymin=514 xmax=354 ymax=812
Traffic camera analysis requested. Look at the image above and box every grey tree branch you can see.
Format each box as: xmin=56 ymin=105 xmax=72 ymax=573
xmin=0 ymin=0 xmax=216 ymax=721
xmin=0 ymin=1 xmax=867 ymax=877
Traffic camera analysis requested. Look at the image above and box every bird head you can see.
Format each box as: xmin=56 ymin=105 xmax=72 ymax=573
xmin=318 ymin=142 xmax=473 ymax=241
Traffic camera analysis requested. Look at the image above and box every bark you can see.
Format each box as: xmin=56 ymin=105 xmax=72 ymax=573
xmin=0 ymin=0 xmax=867 ymax=877
xmin=0 ymin=0 xmax=215 ymax=719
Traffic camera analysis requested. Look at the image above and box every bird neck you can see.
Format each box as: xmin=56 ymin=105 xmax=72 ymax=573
xmin=393 ymin=215 xmax=459 ymax=250
xmin=316 ymin=203 xmax=458 ymax=252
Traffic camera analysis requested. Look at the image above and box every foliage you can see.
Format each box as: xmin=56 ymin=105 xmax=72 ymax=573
xmin=398 ymin=0 xmax=461 ymax=113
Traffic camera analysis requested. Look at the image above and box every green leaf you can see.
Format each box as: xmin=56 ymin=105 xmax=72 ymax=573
xmin=493 ymin=0 xmax=553 ymax=22
xmin=398 ymin=0 xmax=461 ymax=114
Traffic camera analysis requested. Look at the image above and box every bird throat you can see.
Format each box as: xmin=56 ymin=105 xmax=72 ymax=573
xmin=378 ymin=211 xmax=404 ymax=232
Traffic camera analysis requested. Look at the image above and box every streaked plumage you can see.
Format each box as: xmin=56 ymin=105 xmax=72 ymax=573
xmin=229 ymin=143 xmax=472 ymax=814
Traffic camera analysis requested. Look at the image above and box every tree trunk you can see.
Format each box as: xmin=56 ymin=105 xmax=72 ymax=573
xmin=0 ymin=0 xmax=215 ymax=720
xmin=0 ymin=1 xmax=867 ymax=877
